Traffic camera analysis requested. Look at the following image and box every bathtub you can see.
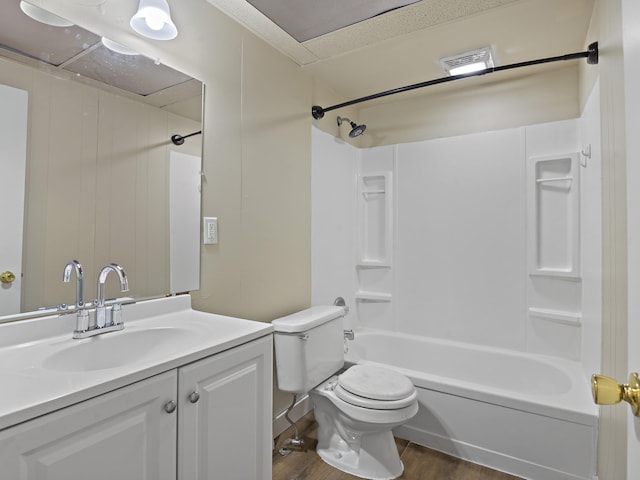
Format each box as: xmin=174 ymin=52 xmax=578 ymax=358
xmin=345 ymin=329 xmax=598 ymax=480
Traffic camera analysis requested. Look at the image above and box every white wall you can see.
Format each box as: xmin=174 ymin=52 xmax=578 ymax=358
xmin=395 ymin=129 xmax=526 ymax=349
xmin=311 ymin=127 xmax=357 ymax=324
xmin=313 ymin=118 xmax=602 ymax=362
xmin=359 ymin=65 xmax=580 ymax=148
xmin=623 ymin=0 xmax=640 ymax=472
xmin=356 ymin=145 xmax=396 ymax=330
xmin=579 ymin=82 xmax=603 ymax=380
xmin=524 ymin=120 xmax=582 ymax=359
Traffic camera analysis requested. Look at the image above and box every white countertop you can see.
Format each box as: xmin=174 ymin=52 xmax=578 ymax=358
xmin=0 ymin=295 xmax=273 ymax=430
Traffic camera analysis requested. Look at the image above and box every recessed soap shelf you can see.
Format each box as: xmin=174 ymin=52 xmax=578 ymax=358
xmin=355 ymin=171 xmax=393 ymax=314
xmin=357 ymin=172 xmax=393 ymax=267
xmin=535 ymin=176 xmax=573 ymax=184
xmin=356 ymin=261 xmax=391 ymax=268
xmin=355 ymin=291 xmax=392 ymax=302
xmin=528 ymin=307 xmax=581 ymax=326
xmin=527 ymin=153 xmax=580 ymax=278
xmin=361 ymin=189 xmax=386 ymax=197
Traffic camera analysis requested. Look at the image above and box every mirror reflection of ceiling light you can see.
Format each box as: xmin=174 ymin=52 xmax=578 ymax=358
xmin=130 ymin=0 xmax=178 ymax=40
xmin=19 ymin=1 xmax=74 ymax=27
xmin=440 ymin=46 xmax=495 ymax=76
xmin=101 ymin=37 xmax=140 ymax=56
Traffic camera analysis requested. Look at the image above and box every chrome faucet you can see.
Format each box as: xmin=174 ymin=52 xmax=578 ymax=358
xmin=71 ymin=263 xmax=129 ymax=339
xmin=63 ymin=260 xmax=90 ymax=334
xmin=95 ymin=264 xmax=129 ymax=329
xmin=63 ymin=260 xmax=85 ymax=309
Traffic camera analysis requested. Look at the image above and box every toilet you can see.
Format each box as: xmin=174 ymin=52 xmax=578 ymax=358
xmin=272 ymin=305 xmax=418 ymax=480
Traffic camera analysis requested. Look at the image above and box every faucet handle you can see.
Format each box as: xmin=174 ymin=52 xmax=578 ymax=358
xmin=75 ymin=308 xmax=90 ymax=333
xmin=111 ymin=303 xmax=123 ymax=327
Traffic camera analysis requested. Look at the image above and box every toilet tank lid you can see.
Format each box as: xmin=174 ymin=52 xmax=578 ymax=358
xmin=271 ymin=305 xmax=346 ymax=333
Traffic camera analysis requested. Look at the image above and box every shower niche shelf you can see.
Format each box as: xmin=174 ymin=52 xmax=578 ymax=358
xmin=527 ymin=153 xmax=580 ymax=279
xmin=357 ymin=172 xmax=393 ymax=267
xmin=355 ymin=291 xmax=392 ymax=302
xmin=527 ymin=307 xmax=582 ymax=326
xmin=356 ymin=261 xmax=391 ymax=269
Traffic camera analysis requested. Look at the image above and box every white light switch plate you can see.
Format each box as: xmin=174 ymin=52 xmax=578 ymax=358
xmin=203 ymin=217 xmax=218 ymax=244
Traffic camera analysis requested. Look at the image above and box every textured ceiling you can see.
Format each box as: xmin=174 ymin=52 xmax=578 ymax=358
xmin=207 ymin=0 xmax=595 ymax=107
xmin=245 ymin=0 xmax=420 ymax=42
xmin=207 ymin=0 xmax=525 ymax=65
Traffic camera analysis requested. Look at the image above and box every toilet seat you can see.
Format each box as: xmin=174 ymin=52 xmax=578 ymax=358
xmin=313 ymin=377 xmax=419 ymax=424
xmin=335 ymin=364 xmax=417 ymax=410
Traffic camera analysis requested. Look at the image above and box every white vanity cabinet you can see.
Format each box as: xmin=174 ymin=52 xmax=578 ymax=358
xmin=178 ymin=335 xmax=272 ymax=479
xmin=0 ymin=370 xmax=178 ymax=480
xmin=0 ymin=335 xmax=272 ymax=480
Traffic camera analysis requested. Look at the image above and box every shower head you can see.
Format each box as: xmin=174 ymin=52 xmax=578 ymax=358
xmin=337 ymin=116 xmax=366 ymax=138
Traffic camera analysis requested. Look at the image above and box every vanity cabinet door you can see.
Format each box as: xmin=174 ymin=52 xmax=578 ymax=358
xmin=177 ymin=335 xmax=272 ymax=480
xmin=0 ymin=370 xmax=177 ymax=480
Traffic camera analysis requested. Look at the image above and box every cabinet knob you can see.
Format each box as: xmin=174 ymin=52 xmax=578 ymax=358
xmin=164 ymin=400 xmax=177 ymax=413
xmin=189 ymin=391 xmax=200 ymax=403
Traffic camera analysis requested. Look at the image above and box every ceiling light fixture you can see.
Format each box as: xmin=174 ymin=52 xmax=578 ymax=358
xmin=19 ymin=1 xmax=74 ymax=27
xmin=440 ymin=46 xmax=495 ymax=76
xmin=130 ymin=0 xmax=177 ymax=41
xmin=101 ymin=37 xmax=140 ymax=56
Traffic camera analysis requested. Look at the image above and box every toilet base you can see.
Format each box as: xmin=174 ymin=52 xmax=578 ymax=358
xmin=312 ymin=384 xmax=413 ymax=480
xmin=316 ymin=428 xmax=404 ymax=480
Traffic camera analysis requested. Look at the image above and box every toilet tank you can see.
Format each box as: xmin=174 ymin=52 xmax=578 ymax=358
xmin=272 ymin=306 xmax=346 ymax=394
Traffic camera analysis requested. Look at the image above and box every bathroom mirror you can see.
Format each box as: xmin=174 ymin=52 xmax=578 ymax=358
xmin=0 ymin=2 xmax=203 ymax=320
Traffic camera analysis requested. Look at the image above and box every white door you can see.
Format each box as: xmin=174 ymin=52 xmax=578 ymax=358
xmin=0 ymin=371 xmax=177 ymax=480
xmin=0 ymin=85 xmax=28 ymax=316
xmin=169 ymin=151 xmax=201 ymax=294
xmin=624 ymin=0 xmax=640 ymax=472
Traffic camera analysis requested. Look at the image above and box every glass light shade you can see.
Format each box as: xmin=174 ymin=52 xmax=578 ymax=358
xmin=130 ymin=0 xmax=177 ymax=41
xmin=19 ymin=1 xmax=74 ymax=27
xmin=101 ymin=37 xmax=140 ymax=56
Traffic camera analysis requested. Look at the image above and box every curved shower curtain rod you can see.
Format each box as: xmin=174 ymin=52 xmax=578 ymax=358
xmin=311 ymin=42 xmax=599 ymax=120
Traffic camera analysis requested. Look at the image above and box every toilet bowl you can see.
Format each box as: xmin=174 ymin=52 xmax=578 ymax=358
xmin=312 ymin=365 xmax=419 ymax=480
xmin=272 ymin=304 xmax=419 ymax=480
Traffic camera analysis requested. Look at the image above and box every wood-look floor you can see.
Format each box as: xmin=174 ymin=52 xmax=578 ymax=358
xmin=273 ymin=413 xmax=524 ymax=480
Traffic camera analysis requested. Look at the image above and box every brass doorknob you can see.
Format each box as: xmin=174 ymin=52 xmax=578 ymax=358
xmin=0 ymin=271 xmax=16 ymax=284
xmin=591 ymin=373 xmax=640 ymax=416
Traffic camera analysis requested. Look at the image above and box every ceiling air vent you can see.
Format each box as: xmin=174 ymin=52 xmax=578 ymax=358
xmin=440 ymin=46 xmax=495 ymax=76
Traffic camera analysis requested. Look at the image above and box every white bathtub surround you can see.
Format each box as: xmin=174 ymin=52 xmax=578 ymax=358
xmin=311 ymin=101 xmax=602 ymax=478
xmin=346 ymin=330 xmax=597 ymax=480
xmin=311 ymin=128 xmax=358 ymax=324
xmin=524 ymin=120 xmax=584 ymax=361
xmin=394 ymin=128 xmax=527 ymax=348
xmin=312 ymin=101 xmax=602 ymax=372
xmin=577 ymin=82 xmax=603 ymax=380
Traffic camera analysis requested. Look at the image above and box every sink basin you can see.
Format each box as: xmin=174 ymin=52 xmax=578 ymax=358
xmin=44 ymin=327 xmax=197 ymax=372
